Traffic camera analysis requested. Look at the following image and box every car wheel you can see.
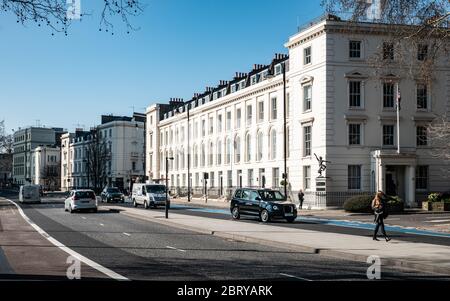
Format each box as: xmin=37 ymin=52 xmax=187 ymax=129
xmin=133 ymin=199 xmax=138 ymax=207
xmin=260 ymin=209 xmax=270 ymax=223
xmin=92 ymin=208 xmax=98 ymax=213
xmin=286 ymin=217 xmax=296 ymax=223
xmin=144 ymin=200 xmax=149 ymax=209
xmin=231 ymin=206 xmax=240 ymax=220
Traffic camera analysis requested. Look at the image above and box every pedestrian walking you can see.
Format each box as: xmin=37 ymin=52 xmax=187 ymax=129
xmin=372 ymin=191 xmax=391 ymax=242
xmin=298 ymin=189 xmax=304 ymax=210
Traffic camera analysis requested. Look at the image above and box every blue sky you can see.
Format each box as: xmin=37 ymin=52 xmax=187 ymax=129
xmin=0 ymin=0 xmax=324 ymax=133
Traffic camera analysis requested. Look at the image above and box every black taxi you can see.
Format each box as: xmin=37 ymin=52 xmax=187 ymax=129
xmin=230 ymin=188 xmax=297 ymax=223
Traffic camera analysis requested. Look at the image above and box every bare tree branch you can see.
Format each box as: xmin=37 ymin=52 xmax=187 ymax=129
xmin=0 ymin=0 xmax=144 ymax=34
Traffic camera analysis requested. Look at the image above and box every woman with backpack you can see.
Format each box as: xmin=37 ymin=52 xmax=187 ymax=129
xmin=372 ymin=191 xmax=391 ymax=242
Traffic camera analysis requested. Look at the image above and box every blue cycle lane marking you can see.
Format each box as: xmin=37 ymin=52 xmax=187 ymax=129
xmin=172 ymin=204 xmax=450 ymax=239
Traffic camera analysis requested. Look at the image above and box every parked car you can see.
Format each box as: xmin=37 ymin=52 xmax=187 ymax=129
xmin=64 ymin=189 xmax=98 ymax=213
xmin=100 ymin=187 xmax=125 ymax=203
xmin=132 ymin=183 xmax=170 ymax=209
xmin=19 ymin=185 xmax=42 ymax=204
xmin=230 ymin=188 xmax=297 ymax=223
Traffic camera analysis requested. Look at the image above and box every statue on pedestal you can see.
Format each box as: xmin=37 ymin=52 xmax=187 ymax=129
xmin=314 ymin=153 xmax=330 ymax=177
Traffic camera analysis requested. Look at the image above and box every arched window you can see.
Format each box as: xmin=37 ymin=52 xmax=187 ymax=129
xmin=234 ymin=135 xmax=241 ymax=163
xmin=257 ymin=131 xmax=263 ymax=161
xmin=245 ymin=133 xmax=251 ymax=162
xmin=286 ymin=126 xmax=290 ymax=158
xmin=209 ymin=142 xmax=214 ymax=166
xmin=193 ymin=145 xmax=198 ymax=168
xmin=180 ymin=148 xmax=184 ymax=169
xmin=217 ymin=139 xmax=222 ymax=165
xmin=226 ymin=137 xmax=231 ymax=164
xmin=270 ymin=128 xmax=277 ymax=160
xmin=201 ymin=143 xmax=206 ymax=167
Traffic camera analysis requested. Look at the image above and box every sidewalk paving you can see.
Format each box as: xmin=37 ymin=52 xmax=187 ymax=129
xmin=171 ymin=197 xmax=450 ymax=233
xmin=109 ymin=204 xmax=450 ymax=276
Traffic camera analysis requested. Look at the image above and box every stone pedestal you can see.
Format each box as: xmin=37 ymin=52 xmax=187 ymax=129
xmin=315 ymin=177 xmax=328 ymax=192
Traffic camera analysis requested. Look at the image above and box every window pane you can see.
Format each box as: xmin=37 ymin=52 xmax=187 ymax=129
xmin=349 ymin=81 xmax=361 ymax=107
xmin=383 ymin=83 xmax=394 ymax=108
xmin=417 ymin=84 xmax=428 ymax=109
xmin=349 ymin=40 xmax=361 ymax=58
xmin=348 ymin=165 xmax=361 ymax=190
xmin=348 ymin=124 xmax=361 ymax=145
xmin=383 ymin=125 xmax=394 ymax=146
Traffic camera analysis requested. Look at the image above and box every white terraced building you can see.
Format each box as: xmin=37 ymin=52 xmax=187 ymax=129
xmin=146 ymin=15 xmax=450 ymax=208
xmin=61 ymin=114 xmax=146 ymax=192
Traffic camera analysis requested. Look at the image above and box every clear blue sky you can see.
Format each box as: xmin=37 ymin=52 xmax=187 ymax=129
xmin=0 ymin=0 xmax=324 ymax=134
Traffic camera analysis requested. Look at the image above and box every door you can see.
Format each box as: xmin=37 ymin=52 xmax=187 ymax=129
xmin=247 ymin=190 xmax=262 ymax=215
xmin=239 ymin=189 xmax=253 ymax=214
xmin=386 ymin=172 xmax=397 ymax=196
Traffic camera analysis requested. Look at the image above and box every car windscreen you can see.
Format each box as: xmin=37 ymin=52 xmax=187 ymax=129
xmin=75 ymin=191 xmax=95 ymax=199
xmin=107 ymin=188 xmax=120 ymax=193
xmin=146 ymin=185 xmax=166 ymax=194
xmin=258 ymin=190 xmax=286 ymax=202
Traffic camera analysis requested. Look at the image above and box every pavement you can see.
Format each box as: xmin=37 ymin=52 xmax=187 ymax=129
xmin=107 ymin=202 xmax=450 ymax=276
xmin=1 ymin=192 xmax=448 ymax=280
xmin=171 ymin=197 xmax=450 ymax=233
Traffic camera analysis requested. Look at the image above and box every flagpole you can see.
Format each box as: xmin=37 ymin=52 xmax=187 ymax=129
xmin=396 ymin=83 xmax=400 ymax=154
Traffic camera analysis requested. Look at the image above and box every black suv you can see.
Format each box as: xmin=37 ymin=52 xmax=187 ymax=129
xmin=100 ymin=187 xmax=125 ymax=203
xmin=230 ymin=188 xmax=297 ymax=223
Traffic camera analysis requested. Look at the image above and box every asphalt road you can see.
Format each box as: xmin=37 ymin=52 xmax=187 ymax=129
xmin=1 ymin=190 xmax=449 ymax=281
xmin=164 ymin=203 xmax=450 ymax=246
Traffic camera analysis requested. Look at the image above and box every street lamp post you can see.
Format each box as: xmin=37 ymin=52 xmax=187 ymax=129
xmin=282 ymin=61 xmax=288 ymax=200
xmin=165 ymin=156 xmax=174 ymax=219
xmin=187 ymin=102 xmax=191 ymax=202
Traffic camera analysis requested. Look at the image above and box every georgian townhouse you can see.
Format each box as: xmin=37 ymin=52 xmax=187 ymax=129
xmin=146 ymin=15 xmax=449 ymax=208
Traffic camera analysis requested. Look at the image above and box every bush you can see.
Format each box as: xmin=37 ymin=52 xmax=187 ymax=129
xmin=428 ymin=193 xmax=441 ymax=202
xmin=343 ymin=195 xmax=373 ymax=213
xmin=343 ymin=195 xmax=405 ymax=213
xmin=428 ymin=192 xmax=450 ymax=203
xmin=386 ymin=195 xmax=404 ymax=212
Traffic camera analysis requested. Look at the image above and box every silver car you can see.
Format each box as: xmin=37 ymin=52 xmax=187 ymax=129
xmin=64 ymin=190 xmax=98 ymax=213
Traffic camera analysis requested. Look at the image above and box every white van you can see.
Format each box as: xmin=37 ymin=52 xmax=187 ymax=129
xmin=19 ymin=185 xmax=42 ymax=204
xmin=132 ymin=183 xmax=170 ymax=209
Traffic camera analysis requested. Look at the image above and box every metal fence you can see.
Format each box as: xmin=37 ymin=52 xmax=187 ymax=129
xmin=301 ymin=191 xmax=375 ymax=209
xmin=169 ymin=186 xmax=375 ymax=209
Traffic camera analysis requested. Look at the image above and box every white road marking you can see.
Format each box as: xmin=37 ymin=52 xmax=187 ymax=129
xmin=81 ymin=217 xmax=87 ymax=220
xmin=279 ymin=273 xmax=313 ymax=281
xmin=425 ymin=219 xmax=450 ymax=223
xmin=99 ymin=223 xmax=105 ymax=226
xmin=123 ymin=232 xmax=131 ymax=236
xmin=166 ymin=246 xmax=186 ymax=252
xmin=5 ymin=198 xmax=128 ymax=281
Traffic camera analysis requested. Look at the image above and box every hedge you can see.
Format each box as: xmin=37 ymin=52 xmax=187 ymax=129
xmin=343 ymin=195 xmax=373 ymax=213
xmin=343 ymin=195 xmax=404 ymax=213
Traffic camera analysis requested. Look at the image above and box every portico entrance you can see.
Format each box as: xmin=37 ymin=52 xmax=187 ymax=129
xmin=385 ymin=165 xmax=405 ymax=200
xmin=371 ymin=150 xmax=417 ymax=207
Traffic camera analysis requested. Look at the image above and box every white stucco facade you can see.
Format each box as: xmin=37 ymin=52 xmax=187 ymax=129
xmin=145 ymin=16 xmax=450 ymax=208
xmin=31 ymin=146 xmax=61 ymax=190
xmin=60 ymin=115 xmax=145 ymax=192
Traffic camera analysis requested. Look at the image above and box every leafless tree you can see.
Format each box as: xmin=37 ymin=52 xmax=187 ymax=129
xmin=321 ymin=0 xmax=449 ymax=81
xmin=428 ymin=115 xmax=450 ymax=178
xmin=0 ymin=120 xmax=13 ymax=154
xmin=0 ymin=0 xmax=144 ymax=34
xmin=42 ymin=164 xmax=59 ymax=190
xmin=85 ymin=130 xmax=110 ymax=191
